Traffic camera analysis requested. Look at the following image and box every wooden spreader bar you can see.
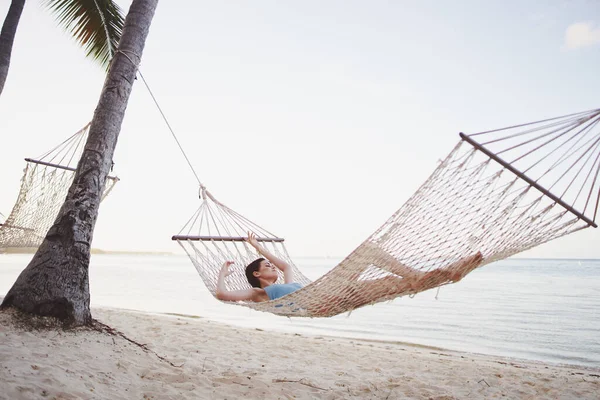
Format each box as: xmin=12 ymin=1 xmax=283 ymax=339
xmin=25 ymin=158 xmax=77 ymax=172
xmin=460 ymin=133 xmax=598 ymax=228
xmin=172 ymin=235 xmax=285 ymax=242
xmin=0 ymin=224 xmax=35 ymax=232
xmin=24 ymin=158 xmax=119 ymax=180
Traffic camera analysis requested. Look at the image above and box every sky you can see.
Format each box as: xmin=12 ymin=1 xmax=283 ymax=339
xmin=0 ymin=0 xmax=599 ymax=258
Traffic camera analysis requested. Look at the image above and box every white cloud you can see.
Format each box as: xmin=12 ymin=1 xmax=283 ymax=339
xmin=564 ymin=22 xmax=600 ymax=49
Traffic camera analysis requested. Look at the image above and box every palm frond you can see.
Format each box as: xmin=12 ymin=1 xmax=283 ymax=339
xmin=44 ymin=0 xmax=125 ymax=70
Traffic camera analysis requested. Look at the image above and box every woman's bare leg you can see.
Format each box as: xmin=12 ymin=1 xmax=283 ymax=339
xmin=360 ymin=242 xmax=426 ymax=280
xmin=311 ymin=247 xmax=484 ymax=316
xmin=416 ymin=252 xmax=484 ymax=291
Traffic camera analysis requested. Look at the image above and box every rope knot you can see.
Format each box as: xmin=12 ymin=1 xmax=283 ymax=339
xmin=113 ymin=49 xmax=142 ymax=71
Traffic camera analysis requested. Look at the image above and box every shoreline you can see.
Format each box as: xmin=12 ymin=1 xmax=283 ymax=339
xmin=0 ymin=248 xmax=175 ymax=255
xmin=153 ymin=308 xmax=600 ymax=372
xmin=1 ymin=305 xmax=598 ymax=399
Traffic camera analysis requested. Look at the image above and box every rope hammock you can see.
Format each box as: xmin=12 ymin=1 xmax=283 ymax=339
xmin=172 ymin=108 xmax=600 ymax=318
xmin=0 ymin=123 xmax=119 ymax=250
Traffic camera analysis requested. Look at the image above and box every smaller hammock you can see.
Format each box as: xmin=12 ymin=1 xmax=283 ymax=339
xmin=174 ymin=108 xmax=600 ymax=318
xmin=0 ymin=123 xmax=119 ymax=250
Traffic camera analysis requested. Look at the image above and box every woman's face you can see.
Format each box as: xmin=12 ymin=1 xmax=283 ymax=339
xmin=257 ymin=260 xmax=278 ymax=282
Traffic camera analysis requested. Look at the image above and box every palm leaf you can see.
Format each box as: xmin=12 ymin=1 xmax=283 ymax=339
xmin=44 ymin=0 xmax=125 ymax=69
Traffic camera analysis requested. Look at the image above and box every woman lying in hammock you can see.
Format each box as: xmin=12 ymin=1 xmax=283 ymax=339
xmin=216 ymin=232 xmax=300 ymax=302
xmin=216 ymin=232 xmax=483 ymax=303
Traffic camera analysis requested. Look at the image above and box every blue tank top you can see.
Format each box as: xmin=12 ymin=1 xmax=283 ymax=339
xmin=263 ymin=282 xmax=303 ymax=300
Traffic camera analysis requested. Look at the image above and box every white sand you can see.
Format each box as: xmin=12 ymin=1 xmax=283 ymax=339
xmin=1 ymin=306 xmax=598 ymax=400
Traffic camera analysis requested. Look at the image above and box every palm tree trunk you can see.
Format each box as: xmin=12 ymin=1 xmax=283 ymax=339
xmin=0 ymin=0 xmax=26 ymax=96
xmin=1 ymin=0 xmax=159 ymax=326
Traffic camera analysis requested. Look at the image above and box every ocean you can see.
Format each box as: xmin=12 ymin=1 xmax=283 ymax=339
xmin=1 ymin=254 xmax=599 ymax=368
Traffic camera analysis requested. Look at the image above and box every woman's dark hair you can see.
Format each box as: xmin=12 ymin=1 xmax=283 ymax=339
xmin=245 ymin=258 xmax=265 ymax=288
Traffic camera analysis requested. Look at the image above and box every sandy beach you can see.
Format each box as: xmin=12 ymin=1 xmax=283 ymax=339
xmin=0 ymin=306 xmax=598 ymax=400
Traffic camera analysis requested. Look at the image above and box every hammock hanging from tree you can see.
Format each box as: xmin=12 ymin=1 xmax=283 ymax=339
xmin=0 ymin=123 xmax=119 ymax=250
xmin=173 ymin=108 xmax=600 ymax=318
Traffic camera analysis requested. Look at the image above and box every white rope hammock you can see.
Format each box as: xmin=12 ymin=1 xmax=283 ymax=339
xmin=0 ymin=123 xmax=119 ymax=250
xmin=173 ymin=108 xmax=600 ymax=318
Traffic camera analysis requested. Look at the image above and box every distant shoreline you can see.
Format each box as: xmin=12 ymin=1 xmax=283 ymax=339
xmin=0 ymin=247 xmax=175 ymax=256
xmin=0 ymin=248 xmax=597 ymax=261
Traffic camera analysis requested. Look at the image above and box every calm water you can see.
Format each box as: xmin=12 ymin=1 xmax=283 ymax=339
xmin=1 ymin=254 xmax=599 ymax=368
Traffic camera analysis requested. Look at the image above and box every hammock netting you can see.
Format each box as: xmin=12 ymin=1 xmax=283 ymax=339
xmin=0 ymin=123 xmax=119 ymax=250
xmin=174 ymin=108 xmax=600 ymax=317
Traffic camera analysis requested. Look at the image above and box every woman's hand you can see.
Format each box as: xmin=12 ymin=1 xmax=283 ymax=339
xmin=220 ymin=261 xmax=234 ymax=277
xmin=246 ymin=231 xmax=260 ymax=249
